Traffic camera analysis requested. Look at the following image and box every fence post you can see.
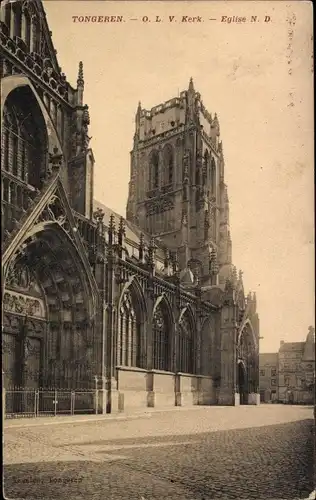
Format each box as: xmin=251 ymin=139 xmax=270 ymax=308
xmin=54 ymin=390 xmax=58 ymax=416
xmin=2 ymin=371 xmax=5 ymax=421
xmin=71 ymin=391 xmax=75 ymax=416
xmin=94 ymin=376 xmax=98 ymax=415
xmin=35 ymin=390 xmax=39 ymax=417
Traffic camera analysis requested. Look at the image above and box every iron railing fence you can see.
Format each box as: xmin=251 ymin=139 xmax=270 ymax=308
xmin=4 ymin=387 xmax=99 ymax=419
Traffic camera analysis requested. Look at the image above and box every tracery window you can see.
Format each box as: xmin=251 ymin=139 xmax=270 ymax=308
xmin=179 ymin=315 xmax=194 ymax=374
xmin=153 ymin=304 xmax=170 ymax=371
xmin=2 ymin=88 xmax=48 ymax=235
xmin=2 ymin=88 xmax=48 ymax=188
xmin=149 ymin=150 xmax=159 ymax=190
xmin=117 ymin=289 xmax=139 ymax=367
xmin=163 ymin=144 xmax=174 ymax=185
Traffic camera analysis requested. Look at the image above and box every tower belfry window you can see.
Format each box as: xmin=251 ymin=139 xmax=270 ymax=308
xmin=163 ymin=144 xmax=174 ymax=186
xmin=149 ymin=150 xmax=159 ymax=190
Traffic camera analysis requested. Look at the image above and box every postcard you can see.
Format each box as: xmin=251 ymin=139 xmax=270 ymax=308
xmin=1 ymin=1 xmax=314 ymax=499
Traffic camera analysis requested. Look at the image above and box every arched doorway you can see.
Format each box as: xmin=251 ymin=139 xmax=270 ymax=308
xmin=2 ymin=219 xmax=98 ymax=393
xmin=237 ymin=361 xmax=248 ymax=405
xmin=237 ymin=323 xmax=258 ymax=405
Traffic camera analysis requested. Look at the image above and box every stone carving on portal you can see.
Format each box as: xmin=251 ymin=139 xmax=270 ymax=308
xmin=3 ymin=292 xmax=45 ymax=319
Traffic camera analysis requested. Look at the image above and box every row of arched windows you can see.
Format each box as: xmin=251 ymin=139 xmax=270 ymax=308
xmin=116 ymin=286 xmax=195 ymax=374
xmin=148 ymin=145 xmax=217 ymax=195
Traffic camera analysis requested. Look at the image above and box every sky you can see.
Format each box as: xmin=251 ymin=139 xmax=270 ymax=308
xmin=43 ymin=1 xmax=314 ymax=353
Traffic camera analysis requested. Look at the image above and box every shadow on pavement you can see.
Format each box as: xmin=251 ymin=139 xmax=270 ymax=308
xmin=4 ymin=419 xmax=314 ymax=500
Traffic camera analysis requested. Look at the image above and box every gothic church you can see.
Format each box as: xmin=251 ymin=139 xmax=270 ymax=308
xmin=1 ymin=0 xmax=260 ymax=412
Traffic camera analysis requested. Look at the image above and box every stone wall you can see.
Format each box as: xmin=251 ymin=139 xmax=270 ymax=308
xmin=115 ymin=367 xmax=215 ymax=412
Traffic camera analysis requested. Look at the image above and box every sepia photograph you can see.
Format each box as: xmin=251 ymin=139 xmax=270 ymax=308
xmin=1 ymin=0 xmax=314 ymax=499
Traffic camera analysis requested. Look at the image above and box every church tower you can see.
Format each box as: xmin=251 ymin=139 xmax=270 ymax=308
xmin=126 ymin=79 xmax=233 ymax=286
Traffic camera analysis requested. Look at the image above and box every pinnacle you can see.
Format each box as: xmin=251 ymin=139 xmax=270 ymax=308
xmin=77 ymin=61 xmax=84 ymax=86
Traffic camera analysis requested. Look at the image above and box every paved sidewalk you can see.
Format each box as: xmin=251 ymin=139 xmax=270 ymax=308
xmin=3 ymin=404 xmax=231 ymax=428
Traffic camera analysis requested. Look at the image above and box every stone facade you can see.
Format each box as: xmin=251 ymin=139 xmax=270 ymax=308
xmin=1 ymin=0 xmax=260 ymax=413
xmin=259 ymin=353 xmax=278 ymax=403
xmin=278 ymin=327 xmax=315 ymax=404
xmin=259 ymin=327 xmax=315 ymax=405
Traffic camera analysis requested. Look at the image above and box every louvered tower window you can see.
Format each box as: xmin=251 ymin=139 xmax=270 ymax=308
xmin=149 ymin=150 xmax=159 ymax=190
xmin=163 ymin=144 xmax=174 ymax=185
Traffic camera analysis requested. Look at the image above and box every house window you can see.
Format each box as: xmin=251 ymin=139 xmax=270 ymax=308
xmin=271 ymin=379 xmax=276 ymax=386
xmin=284 ymin=376 xmax=290 ymax=386
xmin=271 ymin=368 xmax=276 ymax=377
xmin=260 ymin=369 xmax=265 ymax=376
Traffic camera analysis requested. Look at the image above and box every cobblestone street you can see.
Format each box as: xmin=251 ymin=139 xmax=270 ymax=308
xmin=3 ymin=405 xmax=314 ymax=500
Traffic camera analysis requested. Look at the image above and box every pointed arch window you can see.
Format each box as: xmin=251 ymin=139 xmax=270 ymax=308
xmin=149 ymin=150 xmax=159 ymax=190
xmin=117 ymin=288 xmax=140 ymax=367
xmin=2 ymin=88 xmax=48 ymax=188
xmin=179 ymin=314 xmax=194 ymax=374
xmin=23 ymin=9 xmax=31 ymax=50
xmin=163 ymin=144 xmax=174 ymax=186
xmin=4 ymin=3 xmax=11 ymax=30
xmin=13 ymin=3 xmax=22 ymax=38
xmin=153 ymin=303 xmax=170 ymax=371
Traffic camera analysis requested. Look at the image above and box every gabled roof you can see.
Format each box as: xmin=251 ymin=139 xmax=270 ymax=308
xmin=279 ymin=341 xmax=305 ymax=352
